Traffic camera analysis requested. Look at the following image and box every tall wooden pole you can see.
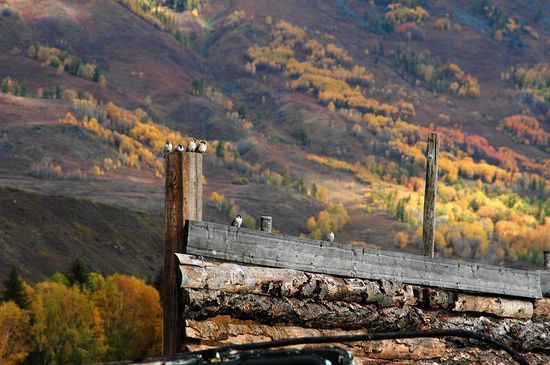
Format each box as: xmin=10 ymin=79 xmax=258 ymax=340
xmin=163 ymin=152 xmax=203 ymax=356
xmin=163 ymin=152 xmax=183 ymax=356
xmin=422 ymin=133 xmax=439 ymax=258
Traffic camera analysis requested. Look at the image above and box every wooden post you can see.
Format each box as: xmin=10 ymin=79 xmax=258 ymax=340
xmin=163 ymin=152 xmax=183 ymax=356
xmin=182 ymin=152 xmax=203 ymax=230
xmin=422 ymin=133 xmax=439 ymax=258
xmin=545 ymin=251 xmax=550 ymax=271
xmin=261 ymin=216 xmax=272 ymax=232
xmin=163 ymin=152 xmax=203 ymax=356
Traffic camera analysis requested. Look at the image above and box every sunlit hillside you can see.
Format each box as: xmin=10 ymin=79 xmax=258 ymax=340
xmin=0 ymin=0 xmax=548 ymax=285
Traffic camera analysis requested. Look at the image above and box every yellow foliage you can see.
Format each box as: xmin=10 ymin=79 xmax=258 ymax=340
xmin=31 ymin=281 xmax=106 ymax=364
xmin=307 ymin=203 xmax=350 ymax=238
xmin=435 ymin=18 xmax=451 ymax=30
xmin=395 ymin=231 xmax=409 ymax=249
xmin=93 ymin=275 xmax=161 ymax=360
xmin=0 ymin=302 xmax=31 ymax=365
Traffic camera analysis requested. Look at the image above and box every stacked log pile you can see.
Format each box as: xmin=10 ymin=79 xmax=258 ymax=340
xmin=179 ymin=255 xmax=549 ymax=364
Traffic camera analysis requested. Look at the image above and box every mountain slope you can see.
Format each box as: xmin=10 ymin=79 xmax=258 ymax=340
xmin=0 ymin=0 xmax=548 ymax=281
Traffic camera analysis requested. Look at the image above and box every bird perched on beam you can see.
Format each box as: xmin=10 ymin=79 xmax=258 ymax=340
xmin=164 ymin=140 xmax=173 ymax=157
xmin=231 ymin=215 xmax=242 ymax=228
xmin=197 ymin=140 xmax=207 ymax=153
xmin=327 ymin=231 xmax=334 ymax=243
xmin=186 ymin=139 xmax=197 ymax=152
xmin=176 ymin=144 xmax=184 ymax=152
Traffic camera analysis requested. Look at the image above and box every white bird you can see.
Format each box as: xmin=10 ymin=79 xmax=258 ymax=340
xmin=231 ymin=215 xmax=242 ymax=228
xmin=176 ymin=144 xmax=184 ymax=152
xmin=327 ymin=231 xmax=334 ymax=243
xmin=197 ymin=140 xmax=207 ymax=153
xmin=164 ymin=140 xmax=173 ymax=157
xmin=186 ymin=139 xmax=197 ymax=152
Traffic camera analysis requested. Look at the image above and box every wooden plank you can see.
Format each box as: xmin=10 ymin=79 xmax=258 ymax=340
xmin=162 ymin=153 xmax=184 ymax=356
xmin=184 ymin=221 xmax=542 ymax=299
xmin=422 ymin=133 xmax=439 ymax=258
xmin=540 ymin=272 xmax=550 ymax=297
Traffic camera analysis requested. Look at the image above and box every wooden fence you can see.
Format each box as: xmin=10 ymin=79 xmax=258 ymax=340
xmin=161 ymin=136 xmax=549 ymax=356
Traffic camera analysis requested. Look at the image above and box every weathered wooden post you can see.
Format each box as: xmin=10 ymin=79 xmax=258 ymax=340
xmin=422 ymin=133 xmax=439 ymax=258
xmin=545 ymin=251 xmax=550 ymax=271
xmin=261 ymin=216 xmax=272 ymax=232
xmin=163 ymin=151 xmax=203 ymax=356
xmin=182 ymin=152 xmax=203 ymax=225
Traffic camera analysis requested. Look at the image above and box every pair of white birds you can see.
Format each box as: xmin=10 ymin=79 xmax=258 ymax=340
xmin=164 ymin=139 xmax=207 ymax=155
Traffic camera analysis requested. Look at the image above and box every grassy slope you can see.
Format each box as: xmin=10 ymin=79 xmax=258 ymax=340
xmin=0 ymin=186 xmax=163 ymax=283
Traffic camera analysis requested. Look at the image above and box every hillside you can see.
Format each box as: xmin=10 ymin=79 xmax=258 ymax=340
xmin=0 ymin=0 xmax=549 ymax=283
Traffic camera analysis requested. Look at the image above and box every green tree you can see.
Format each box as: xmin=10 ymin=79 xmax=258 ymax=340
xmin=65 ymin=258 xmax=90 ymax=288
xmin=55 ymin=85 xmax=63 ymax=99
xmin=1 ymin=77 xmax=9 ymax=93
xmin=237 ymin=105 xmax=246 ymax=120
xmin=192 ymin=78 xmax=203 ymax=96
xmin=216 ymin=141 xmax=225 ymax=159
xmin=2 ymin=267 xmax=29 ymax=309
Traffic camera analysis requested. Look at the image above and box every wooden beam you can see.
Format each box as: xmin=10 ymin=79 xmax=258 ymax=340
xmin=184 ymin=221 xmax=542 ymax=299
xmin=422 ymin=133 xmax=439 ymax=258
xmin=162 ymin=152 xmax=184 ymax=356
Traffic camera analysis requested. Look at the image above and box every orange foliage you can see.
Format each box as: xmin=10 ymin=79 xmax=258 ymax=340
xmin=93 ymin=275 xmax=161 ymax=361
xmin=499 ymin=114 xmax=549 ymax=147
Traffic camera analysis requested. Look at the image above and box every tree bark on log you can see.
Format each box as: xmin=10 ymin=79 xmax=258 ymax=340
xmin=177 ymin=254 xmax=422 ymax=307
xmin=184 ymin=289 xmax=425 ymax=331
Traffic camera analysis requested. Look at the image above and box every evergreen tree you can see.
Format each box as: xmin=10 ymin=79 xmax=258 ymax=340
xmin=55 ymin=85 xmax=63 ymax=99
xmin=66 ymin=258 xmax=90 ymax=287
xmin=1 ymin=267 xmax=29 ymax=309
xmin=92 ymin=66 xmax=102 ymax=82
xmin=216 ymin=141 xmax=225 ymax=159
xmin=1 ymin=78 xmax=9 ymax=93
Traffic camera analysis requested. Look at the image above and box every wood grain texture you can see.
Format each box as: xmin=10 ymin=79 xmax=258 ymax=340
xmin=163 ymin=153 xmax=184 ymax=355
xmin=422 ymin=133 xmax=439 ymax=258
xmin=184 ymin=221 xmax=542 ymax=299
xmin=182 ymin=153 xmax=203 ymax=225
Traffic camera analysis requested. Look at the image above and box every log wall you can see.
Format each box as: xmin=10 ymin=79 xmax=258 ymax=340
xmin=177 ymin=254 xmax=550 ymax=364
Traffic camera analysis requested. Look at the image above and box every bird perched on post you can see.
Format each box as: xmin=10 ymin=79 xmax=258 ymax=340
xmin=186 ymin=139 xmax=197 ymax=152
xmin=197 ymin=140 xmax=207 ymax=153
xmin=164 ymin=140 xmax=173 ymax=157
xmin=328 ymin=231 xmax=334 ymax=243
xmin=231 ymin=215 xmax=242 ymax=228
xmin=176 ymin=144 xmax=184 ymax=152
